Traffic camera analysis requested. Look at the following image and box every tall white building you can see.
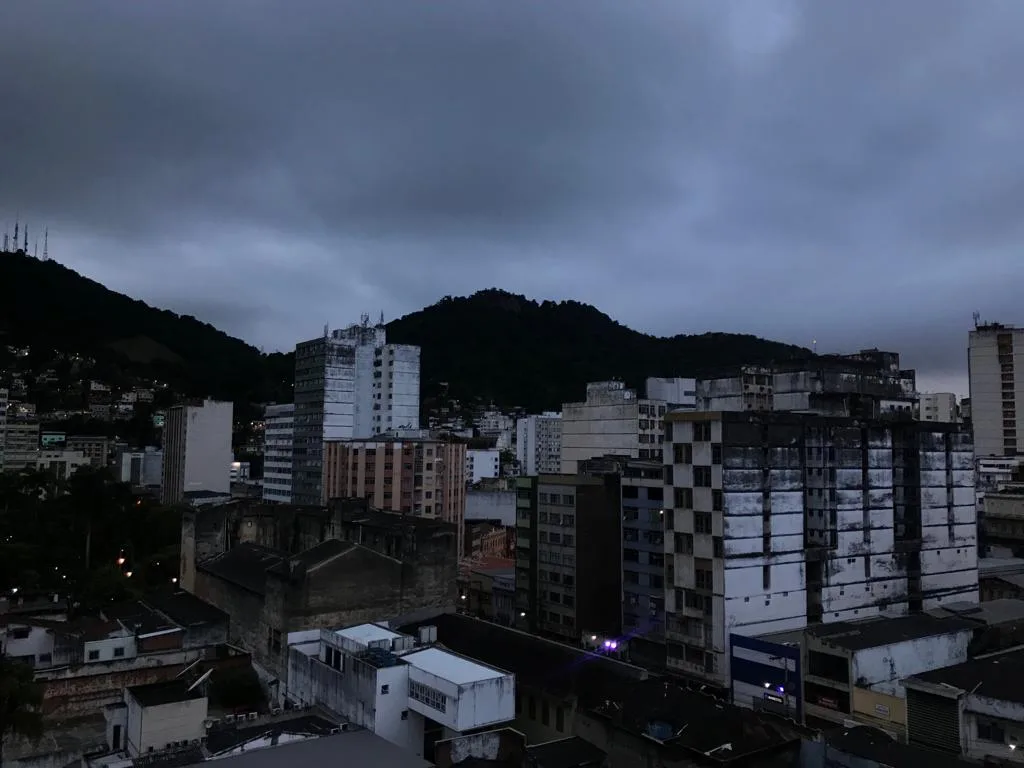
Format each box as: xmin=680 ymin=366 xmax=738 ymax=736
xmin=292 ymin=318 xmax=421 ymax=506
xmin=475 ymin=410 xmax=514 ymax=451
xmin=515 ymin=412 xmax=562 ymax=476
xmin=160 ymin=399 xmax=234 ymax=504
xmin=559 ymin=382 xmax=666 ymax=474
xmin=466 ymin=448 xmax=500 ymax=485
xmin=662 ymin=411 xmax=977 ymax=687
xmin=0 ymin=387 xmax=7 ymax=472
xmin=969 ymin=322 xmax=1024 ymax=458
xmin=262 ymin=403 xmax=294 ymax=504
xmin=918 ymin=392 xmax=958 ymax=423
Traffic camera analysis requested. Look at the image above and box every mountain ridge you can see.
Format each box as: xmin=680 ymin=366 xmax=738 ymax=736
xmin=0 ymin=250 xmax=811 ymax=412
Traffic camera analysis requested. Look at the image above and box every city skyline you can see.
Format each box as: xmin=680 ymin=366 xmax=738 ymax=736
xmin=3 ymin=1 xmax=1022 ymax=396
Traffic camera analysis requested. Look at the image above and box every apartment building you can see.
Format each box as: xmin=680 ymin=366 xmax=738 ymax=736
xmin=559 ymin=382 xmax=666 ymax=474
xmin=515 ymin=413 xmax=562 ymax=476
xmin=292 ymin=318 xmax=421 ymax=505
xmin=969 ymin=322 xmax=1024 ymax=457
xmin=160 ymin=399 xmax=233 ymax=505
xmin=262 ymin=403 xmax=294 ymax=504
xmin=466 ymin=448 xmax=500 ymax=484
xmin=514 ymin=474 xmax=621 ymax=643
xmin=697 ymin=351 xmax=918 ymax=417
xmin=475 ymin=410 xmax=514 ymax=451
xmin=0 ymin=387 xmax=7 ymax=472
xmin=918 ymin=392 xmax=958 ymax=423
xmin=37 ymin=450 xmax=90 ymax=480
xmin=323 ymin=436 xmax=467 ymax=555
xmin=66 ymin=435 xmax=110 ymax=468
xmin=662 ymin=411 xmax=977 ymax=686
xmin=645 ymin=377 xmax=697 ymax=409
xmin=116 ymin=448 xmax=163 ymax=488
xmin=2 ymin=419 xmax=40 ymax=471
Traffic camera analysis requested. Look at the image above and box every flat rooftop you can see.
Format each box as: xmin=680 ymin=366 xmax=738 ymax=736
xmin=336 ymin=623 xmax=404 ymax=646
xmin=401 ymin=647 xmax=507 ymax=685
xmin=128 ymin=679 xmax=204 ymax=708
xmin=929 ymin=598 xmax=1024 ymax=626
xmin=526 ymin=736 xmax=607 ymax=768
xmin=806 ymin=613 xmax=977 ymax=651
xmin=907 ymin=647 xmax=1024 ymax=706
xmin=185 ymin=730 xmax=431 ymax=768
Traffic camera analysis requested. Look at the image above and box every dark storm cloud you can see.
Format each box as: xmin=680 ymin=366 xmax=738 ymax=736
xmin=1 ymin=0 xmax=1023 ymax=393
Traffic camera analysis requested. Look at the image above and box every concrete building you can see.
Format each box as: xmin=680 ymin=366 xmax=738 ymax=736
xmin=466 ymin=488 xmax=516 ymax=527
xmin=2 ymin=419 xmax=40 ymax=471
xmin=66 ymin=435 xmax=110 ymax=468
xmin=698 ymin=351 xmax=918 ymax=417
xmin=182 ymin=499 xmax=457 ymax=682
xmin=662 ymin=411 xmax=978 ymax=687
xmin=475 ymin=410 xmax=514 ymax=451
xmin=0 ymin=386 xmax=7 ymax=472
xmin=514 ymin=474 xmax=622 ymax=643
xmin=560 ymin=382 xmax=666 ymax=474
xmin=644 ymin=377 xmax=697 ymax=409
xmin=285 ymin=622 xmax=514 ymax=761
xmin=981 ymin=484 xmax=1024 ymax=557
xmin=36 ymin=450 xmax=89 ymax=481
xmin=905 ymin=646 xmax=1024 ymax=762
xmin=262 ymin=403 xmax=294 ymax=504
xmin=120 ymin=679 xmax=209 ymax=756
xmin=322 ymin=437 xmax=467 ymax=556
xmin=292 ymin=319 xmax=421 ymax=506
xmin=515 ymin=412 xmax=562 ymax=476
xmin=161 ymin=399 xmax=233 ymax=505
xmin=466 ymin=448 xmax=500 ymax=484
xmin=969 ymin=322 xmax=1024 ymax=458
xmin=116 ymin=447 xmax=163 ymax=488
xmin=918 ymin=392 xmax=958 ymax=423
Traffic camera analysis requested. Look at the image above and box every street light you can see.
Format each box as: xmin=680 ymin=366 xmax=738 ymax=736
xmin=125 ymin=571 xmax=133 ymax=578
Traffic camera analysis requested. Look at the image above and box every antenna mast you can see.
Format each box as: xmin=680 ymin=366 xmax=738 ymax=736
xmin=43 ymin=228 xmax=48 ymax=261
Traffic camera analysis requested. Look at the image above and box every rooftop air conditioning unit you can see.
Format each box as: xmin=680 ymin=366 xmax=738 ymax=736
xmin=247 ymin=712 xmax=258 ymax=721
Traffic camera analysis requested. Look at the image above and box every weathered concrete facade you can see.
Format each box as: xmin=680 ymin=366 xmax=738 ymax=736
xmin=185 ymin=499 xmax=457 ymax=682
xmin=663 ymin=411 xmax=977 ymax=686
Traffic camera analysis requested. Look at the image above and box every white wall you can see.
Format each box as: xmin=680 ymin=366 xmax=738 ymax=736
xmin=84 ymin=634 xmax=137 ymax=664
xmin=183 ymin=400 xmax=233 ymax=495
xmin=373 ymin=664 xmax=425 ymax=756
xmin=467 ymin=449 xmax=500 ymax=484
xmin=138 ymin=698 xmax=208 ymax=754
xmin=852 ymin=631 xmax=973 ymax=696
xmin=1 ymin=625 xmax=54 ymax=665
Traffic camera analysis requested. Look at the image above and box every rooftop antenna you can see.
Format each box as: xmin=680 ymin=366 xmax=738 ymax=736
xmin=33 ymin=236 xmax=38 ymax=258
xmin=13 ymin=215 xmax=19 ymax=249
xmin=379 ymin=310 xmax=384 ymax=326
xmin=2 ymin=231 xmax=7 ymax=252
xmin=324 ymin=323 xmax=329 ymax=338
xmin=973 ymin=311 xmax=981 ymax=329
xmin=43 ymin=228 xmax=48 ymax=261
xmin=23 ymin=223 xmax=28 ymax=253
xmin=812 ymin=339 xmax=817 ymax=354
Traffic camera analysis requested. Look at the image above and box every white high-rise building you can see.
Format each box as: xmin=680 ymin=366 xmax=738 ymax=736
xmin=559 ymin=381 xmax=666 ymax=473
xmin=262 ymin=403 xmax=294 ymax=504
xmin=515 ymin=412 xmax=562 ymax=475
xmin=969 ymin=322 xmax=1024 ymax=458
xmin=466 ymin=448 xmax=500 ymax=484
xmin=160 ymin=399 xmax=234 ymax=504
xmin=292 ymin=318 xmax=420 ymax=506
xmin=0 ymin=387 xmax=7 ymax=472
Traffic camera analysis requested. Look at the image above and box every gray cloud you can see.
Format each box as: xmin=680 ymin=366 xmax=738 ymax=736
xmin=2 ymin=0 xmax=1023 ymax=395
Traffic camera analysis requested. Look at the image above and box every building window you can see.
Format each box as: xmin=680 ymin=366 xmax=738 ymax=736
xmin=694 ymin=466 xmax=712 ymax=487
xmin=694 ymin=512 xmax=712 ymax=534
xmin=401 ymin=710 xmax=409 ymax=720
xmin=977 ymin=718 xmax=1005 ymax=743
xmin=88 ymin=650 xmax=100 ymax=661
xmin=712 ymin=490 xmax=723 ymax=511
xmin=528 ymin=695 xmax=536 ymax=719
xmin=113 ymin=647 xmax=125 ymax=658
xmin=694 ymin=422 xmax=712 ymax=441
xmin=410 ymin=681 xmax=447 ymax=713
xmin=381 ymin=684 xmax=390 ymax=695
xmin=556 ymin=706 xmax=565 ymax=732
xmin=673 ymin=443 xmax=693 ymax=464
xmin=673 ymin=487 xmax=692 ymax=509
xmin=711 ymin=444 xmax=722 ymax=464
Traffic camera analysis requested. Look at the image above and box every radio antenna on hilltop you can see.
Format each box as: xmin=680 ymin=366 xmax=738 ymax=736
xmin=43 ymin=228 xmax=48 ymax=261
xmin=23 ymin=223 xmax=28 ymax=253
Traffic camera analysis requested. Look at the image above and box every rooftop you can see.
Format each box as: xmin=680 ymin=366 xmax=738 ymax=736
xmin=806 ymin=613 xmax=977 ymax=651
xmin=336 ymin=623 xmax=404 ymax=647
xmin=401 ymin=646 xmax=507 ymax=685
xmin=199 ymin=544 xmax=285 ymax=595
xmin=128 ymin=679 xmax=204 ymax=708
xmin=827 ymin=726 xmax=974 ymax=768
xmin=978 ymin=557 xmax=1024 ymax=577
xmin=145 ymin=590 xmax=229 ymax=627
xmin=907 ymin=647 xmax=1024 ymax=705
xmin=928 ymin=598 xmax=1024 ymax=627
xmin=186 ymin=730 xmax=431 ymax=768
xmin=399 ymin=614 xmax=647 ymax=703
xmin=103 ymin=601 xmax=178 ymax=636
xmin=526 ymin=736 xmax=607 ymax=768
xmin=204 ymin=713 xmax=338 ymax=756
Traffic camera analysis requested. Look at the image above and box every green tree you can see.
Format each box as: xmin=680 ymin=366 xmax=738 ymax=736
xmin=0 ymin=657 xmax=44 ymax=762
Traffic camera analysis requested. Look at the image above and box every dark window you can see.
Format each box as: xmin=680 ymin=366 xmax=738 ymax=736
xmin=113 ymin=647 xmax=125 ymax=658
xmin=694 ymin=466 xmax=712 ymax=487
xmin=674 ymin=487 xmax=692 ymax=508
xmin=556 ymin=707 xmax=565 ymax=732
xmin=711 ymin=444 xmax=722 ymax=464
xmin=694 ymin=512 xmax=712 ymax=534
xmin=694 ymin=422 xmax=712 ymax=441
xmin=528 ymin=696 xmax=536 ymax=719
xmin=542 ymin=700 xmax=550 ymax=726
xmin=712 ymin=489 xmax=723 ymax=511
xmin=88 ymin=650 xmax=100 ymax=661
xmin=673 ymin=443 xmax=693 ymax=464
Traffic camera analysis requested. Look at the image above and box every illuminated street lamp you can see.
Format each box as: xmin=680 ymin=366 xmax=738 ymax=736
xmin=125 ymin=571 xmax=133 ymax=578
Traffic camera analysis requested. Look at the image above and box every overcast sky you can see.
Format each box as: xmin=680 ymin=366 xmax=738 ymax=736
xmin=3 ymin=0 xmax=1022 ymax=395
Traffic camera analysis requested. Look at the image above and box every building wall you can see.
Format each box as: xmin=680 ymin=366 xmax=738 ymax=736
xmin=663 ymin=413 xmax=978 ymax=687
xmin=36 ymin=450 xmax=89 ymax=480
xmin=0 ymin=387 xmax=7 ymax=472
xmin=292 ymin=323 xmax=421 ymax=506
xmin=136 ymin=697 xmax=208 ymax=754
xmin=851 ymin=631 xmax=973 ymax=695
xmin=323 ymin=439 xmax=466 ymax=556
xmin=263 ymin=403 xmax=294 ymax=504
xmin=466 ymin=490 xmax=516 ymax=526
xmin=620 ymin=462 xmax=667 ymax=646
xmin=65 ymin=436 xmax=109 ymax=468
xmin=84 ymin=634 xmax=137 ymax=664
xmin=515 ymin=414 xmax=562 ymax=476
xmin=644 ymin=377 xmax=697 ymax=408
xmin=919 ymin=393 xmax=958 ymax=423
xmin=162 ymin=400 xmax=233 ymax=504
xmin=969 ymin=324 xmax=1024 ymax=458
xmin=560 ymin=383 xmax=665 ymax=474
xmin=3 ymin=420 xmax=40 ymax=470
xmin=467 ymin=449 xmax=500 ymax=485
xmin=851 ymin=687 xmax=905 ymax=739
